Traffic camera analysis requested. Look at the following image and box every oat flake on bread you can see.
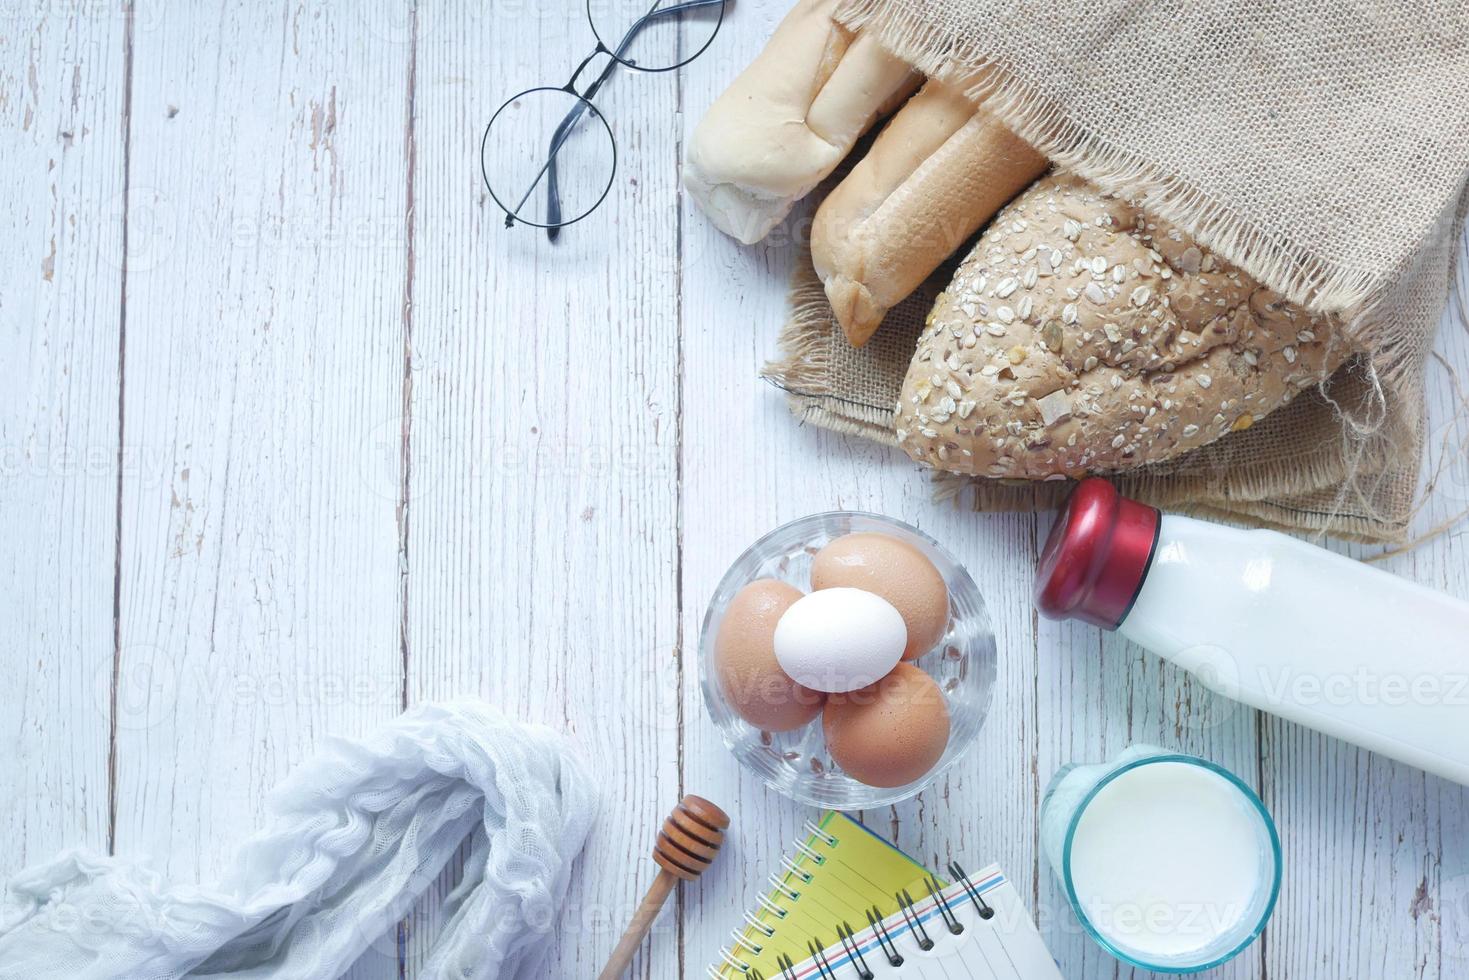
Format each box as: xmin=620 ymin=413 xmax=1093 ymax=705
xmin=896 ymin=174 xmax=1348 ymax=478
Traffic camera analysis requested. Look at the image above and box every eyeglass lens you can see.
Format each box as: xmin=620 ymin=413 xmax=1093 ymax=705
xmin=483 ymin=87 xmax=616 ymax=229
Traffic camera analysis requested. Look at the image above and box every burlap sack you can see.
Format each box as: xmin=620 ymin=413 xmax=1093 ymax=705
xmin=765 ymin=0 xmax=1469 ymax=542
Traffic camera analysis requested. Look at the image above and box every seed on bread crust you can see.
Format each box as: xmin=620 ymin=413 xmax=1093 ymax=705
xmin=895 ymin=172 xmax=1349 ymax=478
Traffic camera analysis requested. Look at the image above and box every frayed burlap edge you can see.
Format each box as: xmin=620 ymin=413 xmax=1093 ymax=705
xmin=831 ymin=0 xmax=1425 ymax=374
xmin=763 ymin=252 xmax=903 ymax=443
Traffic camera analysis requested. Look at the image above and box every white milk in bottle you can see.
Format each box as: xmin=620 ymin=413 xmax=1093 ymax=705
xmin=1036 ymin=479 xmax=1469 ymax=785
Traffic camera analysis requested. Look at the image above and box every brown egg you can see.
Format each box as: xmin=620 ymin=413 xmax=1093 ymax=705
xmin=716 ymin=579 xmax=825 ymax=731
xmin=811 ymin=532 xmax=950 ymax=660
xmin=823 ymin=663 xmax=951 ymax=788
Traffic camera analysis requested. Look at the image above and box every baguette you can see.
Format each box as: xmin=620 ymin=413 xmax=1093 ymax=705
xmin=683 ymin=0 xmax=920 ymax=245
xmin=811 ymin=81 xmax=1048 ymax=346
xmin=896 ymin=173 xmax=1349 ymax=477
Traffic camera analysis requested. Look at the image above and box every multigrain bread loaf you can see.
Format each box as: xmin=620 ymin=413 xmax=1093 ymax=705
xmin=682 ymin=0 xmax=920 ymax=245
xmin=896 ymin=173 xmax=1350 ymax=477
xmin=811 ymin=81 xmax=1048 ymax=347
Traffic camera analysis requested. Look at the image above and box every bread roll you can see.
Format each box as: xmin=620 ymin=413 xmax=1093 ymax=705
xmin=896 ymin=173 xmax=1348 ymax=477
xmin=683 ymin=0 xmax=920 ymax=245
xmin=811 ymin=81 xmax=1048 ymax=347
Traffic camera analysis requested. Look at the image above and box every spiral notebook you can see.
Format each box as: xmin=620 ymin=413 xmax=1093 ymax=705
xmin=709 ymin=812 xmax=1061 ymax=979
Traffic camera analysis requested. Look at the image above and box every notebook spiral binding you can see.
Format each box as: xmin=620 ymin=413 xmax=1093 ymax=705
xmin=707 ymin=820 xmax=996 ymax=980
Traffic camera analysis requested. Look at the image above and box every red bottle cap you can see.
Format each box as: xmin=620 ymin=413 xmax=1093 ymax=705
xmin=1034 ymin=478 xmax=1161 ymax=629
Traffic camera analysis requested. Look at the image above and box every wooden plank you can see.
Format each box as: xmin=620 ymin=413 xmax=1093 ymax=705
xmin=110 ymin=9 xmax=410 ymax=980
xmin=0 ymin=4 xmax=124 ymax=872
xmin=2 ymin=5 xmax=1463 ymax=979
xmin=1263 ymin=222 xmax=1469 ymax=980
xmin=404 ymin=2 xmax=683 ymax=975
xmin=676 ymin=4 xmax=1041 ymax=974
xmin=1424 ymin=231 xmax=1469 ymax=975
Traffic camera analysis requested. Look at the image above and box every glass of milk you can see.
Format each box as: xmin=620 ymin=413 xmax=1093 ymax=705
xmin=1040 ymin=745 xmax=1281 ymax=973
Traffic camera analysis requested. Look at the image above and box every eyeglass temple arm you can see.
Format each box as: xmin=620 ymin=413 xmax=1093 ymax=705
xmin=542 ymin=0 xmax=723 ymax=240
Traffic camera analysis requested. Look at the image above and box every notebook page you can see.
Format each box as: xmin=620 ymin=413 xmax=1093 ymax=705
xmin=777 ymin=866 xmax=1062 ymax=980
xmin=711 ymin=813 xmax=934 ymax=978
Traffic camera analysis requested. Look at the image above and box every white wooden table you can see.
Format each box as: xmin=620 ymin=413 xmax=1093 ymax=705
xmin=4 ymin=3 xmax=1468 ymax=978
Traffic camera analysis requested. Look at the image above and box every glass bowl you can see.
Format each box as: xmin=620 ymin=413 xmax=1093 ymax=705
xmin=699 ymin=512 xmax=997 ymax=808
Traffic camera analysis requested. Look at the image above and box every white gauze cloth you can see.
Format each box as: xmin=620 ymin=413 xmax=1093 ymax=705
xmin=0 ymin=700 xmax=598 ymax=979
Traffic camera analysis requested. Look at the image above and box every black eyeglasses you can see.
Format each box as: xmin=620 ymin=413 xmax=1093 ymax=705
xmin=482 ymin=0 xmax=727 ymax=239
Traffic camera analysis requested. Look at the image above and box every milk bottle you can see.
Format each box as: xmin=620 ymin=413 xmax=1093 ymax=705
xmin=1035 ymin=479 xmax=1469 ymax=786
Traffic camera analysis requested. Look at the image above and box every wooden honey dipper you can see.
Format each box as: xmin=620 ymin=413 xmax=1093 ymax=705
xmin=597 ymin=794 xmax=730 ymax=979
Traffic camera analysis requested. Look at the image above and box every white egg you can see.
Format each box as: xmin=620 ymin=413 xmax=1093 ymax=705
xmin=772 ymin=587 xmax=907 ymax=693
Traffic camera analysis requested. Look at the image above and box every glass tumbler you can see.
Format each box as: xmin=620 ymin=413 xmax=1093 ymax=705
xmin=1039 ymin=745 xmax=1282 ymax=973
